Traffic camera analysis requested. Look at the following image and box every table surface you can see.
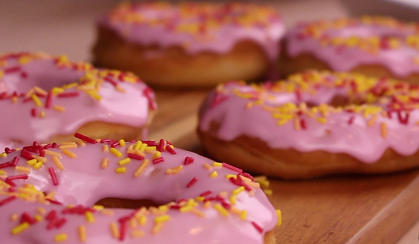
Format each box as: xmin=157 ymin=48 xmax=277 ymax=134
xmin=1 ymin=0 xmax=418 ymax=243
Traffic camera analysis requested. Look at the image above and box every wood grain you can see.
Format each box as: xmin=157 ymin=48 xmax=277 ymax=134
xmin=149 ymin=89 xmax=419 ymax=244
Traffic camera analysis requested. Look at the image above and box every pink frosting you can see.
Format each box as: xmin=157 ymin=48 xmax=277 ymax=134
xmin=98 ymin=2 xmax=285 ymax=60
xmin=0 ymin=140 xmax=277 ymax=243
xmin=0 ymin=53 xmax=155 ymax=150
xmin=285 ymin=18 xmax=419 ymax=77
xmin=198 ymin=73 xmax=419 ymax=163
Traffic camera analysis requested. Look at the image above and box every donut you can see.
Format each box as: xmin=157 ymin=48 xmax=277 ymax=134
xmin=198 ymin=70 xmax=419 ymax=179
xmin=0 ymin=135 xmax=280 ymax=243
xmin=0 ymin=52 xmax=156 ymax=150
xmin=92 ymin=2 xmax=285 ymax=88
xmin=280 ymin=16 xmax=419 ymax=84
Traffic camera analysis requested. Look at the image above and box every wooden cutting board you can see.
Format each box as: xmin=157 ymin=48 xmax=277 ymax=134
xmin=147 ymin=89 xmax=419 ymax=244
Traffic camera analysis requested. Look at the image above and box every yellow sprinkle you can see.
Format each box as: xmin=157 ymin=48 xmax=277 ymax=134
xmin=159 ymin=205 xmax=169 ymax=212
xmin=51 ymin=156 xmax=65 ymax=171
xmin=59 ymin=144 xmax=78 ymax=149
xmin=153 ymin=151 xmax=161 ymax=159
xmin=32 ymin=155 xmax=47 ymax=162
xmin=37 ymin=207 xmax=46 ymax=214
xmin=110 ymin=148 xmax=123 ymax=158
xmin=33 ymin=86 xmax=47 ymax=96
xmin=210 ymin=171 xmax=218 ymax=178
xmin=134 ymin=141 xmax=142 ymax=150
xmin=39 ymin=111 xmax=45 ymax=118
xmin=101 ymin=158 xmax=109 ymax=169
xmin=11 ymin=222 xmax=30 ymax=235
xmin=115 ymin=167 xmax=126 ymax=174
xmin=180 ymin=205 xmax=193 ymax=212
xmin=119 ymin=139 xmax=126 ymax=147
xmin=31 ymin=94 xmax=42 ymax=107
xmin=85 ymin=211 xmax=95 ymax=223
xmin=240 ymin=210 xmax=247 ymax=220
xmin=212 ymin=162 xmax=223 ymax=167
xmin=154 ymin=215 xmax=171 ymax=224
xmin=138 ymin=215 xmax=147 ymax=226
xmin=34 ymin=214 xmax=43 ymax=222
xmin=130 ymin=218 xmax=137 ymax=229
xmin=381 ymin=122 xmax=387 ymax=138
xmin=191 ymin=208 xmax=205 ymax=218
xmin=11 ymin=214 xmax=19 ymax=221
xmin=15 ymin=166 xmax=31 ymax=174
xmin=78 ymin=225 xmax=87 ymax=243
xmin=139 ymin=143 xmax=147 ymax=152
xmin=368 ymin=114 xmax=379 ymax=127
xmin=116 ymin=85 xmax=126 ymax=93
xmin=27 ymin=159 xmax=37 ymax=166
xmin=53 ymin=105 xmax=65 ymax=112
xmin=44 ymin=150 xmax=61 ymax=157
xmin=264 ymin=189 xmax=273 ymax=195
xmin=232 ymin=186 xmax=245 ymax=195
xmin=316 ymin=117 xmax=328 ymax=124
xmin=101 ymin=209 xmax=114 ymax=215
xmin=0 ymin=170 xmax=7 ymax=176
xmin=54 ymin=233 xmax=68 ymax=242
xmin=0 ymin=152 xmax=7 ymax=158
xmin=110 ymin=222 xmax=119 ymax=239
xmin=131 ymin=230 xmax=145 ymax=238
xmin=276 ymin=210 xmax=282 ymax=226
xmin=134 ymin=159 xmax=149 ymax=177
xmin=33 ymin=161 xmax=44 ymax=170
xmin=213 ymin=204 xmax=229 ymax=217
xmin=230 ymin=195 xmax=237 ymax=205
xmin=12 ymin=96 xmax=18 ymax=103
xmin=152 ymin=223 xmax=164 ymax=234
xmin=92 ymin=205 xmax=104 ymax=210
xmin=102 ymin=145 xmax=109 ymax=153
xmin=0 ymin=181 xmax=11 ymax=188
xmin=118 ymin=158 xmax=131 ymax=166
xmin=203 ymin=163 xmax=212 ymax=170
xmin=225 ymin=174 xmax=237 ymax=179
xmin=258 ymin=180 xmax=270 ymax=187
xmin=62 ymin=149 xmax=77 ymax=158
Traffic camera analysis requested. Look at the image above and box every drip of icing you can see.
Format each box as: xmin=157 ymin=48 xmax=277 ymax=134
xmin=285 ymin=16 xmax=419 ymax=77
xmin=98 ymin=2 xmax=285 ymax=60
xmin=0 ymin=53 xmax=155 ymax=150
xmin=0 ymin=139 xmax=277 ymax=243
xmin=199 ymin=71 xmax=419 ymax=163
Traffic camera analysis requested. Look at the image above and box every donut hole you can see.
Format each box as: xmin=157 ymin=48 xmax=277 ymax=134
xmin=1 ymin=59 xmax=81 ymax=93
xmin=95 ymin=198 xmax=160 ymax=210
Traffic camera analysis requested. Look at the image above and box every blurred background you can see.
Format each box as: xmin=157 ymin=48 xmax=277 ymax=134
xmin=1 ymin=0 xmax=419 ymax=243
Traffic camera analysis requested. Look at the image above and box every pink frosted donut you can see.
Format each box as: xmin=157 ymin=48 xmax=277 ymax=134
xmin=280 ymin=16 xmax=419 ymax=84
xmin=0 ymin=136 xmax=280 ymax=243
xmin=198 ymin=70 xmax=419 ymax=179
xmin=92 ymin=2 xmax=285 ymax=87
xmin=0 ymin=52 xmax=156 ymax=150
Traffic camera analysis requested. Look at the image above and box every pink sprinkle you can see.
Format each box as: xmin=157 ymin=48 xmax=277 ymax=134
xmin=222 ymin=162 xmax=242 ymax=173
xmin=187 ymin=177 xmax=198 ymax=188
xmin=183 ymin=157 xmax=194 ymax=165
xmin=251 ymin=221 xmax=264 ymax=233
xmin=48 ymin=167 xmax=59 ymax=185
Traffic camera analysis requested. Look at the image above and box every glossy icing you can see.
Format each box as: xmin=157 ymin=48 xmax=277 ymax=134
xmin=0 ymin=53 xmax=156 ymax=150
xmin=199 ymin=71 xmax=419 ymax=163
xmin=285 ymin=16 xmax=419 ymax=77
xmin=0 ymin=138 xmax=278 ymax=243
xmin=98 ymin=2 xmax=285 ymax=60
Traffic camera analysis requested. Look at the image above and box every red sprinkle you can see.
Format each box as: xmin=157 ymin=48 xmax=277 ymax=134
xmin=119 ymin=220 xmax=128 ymax=241
xmin=104 ymin=77 xmax=118 ymax=87
xmin=165 ymin=145 xmax=177 ymax=155
xmin=348 ymin=116 xmax=355 ymax=125
xmin=300 ymin=119 xmax=307 ymax=130
xmin=0 ymin=196 xmax=17 ymax=206
xmin=57 ymin=92 xmax=79 ymax=98
xmin=55 ymin=218 xmax=67 ymax=228
xmin=157 ymin=139 xmax=165 ymax=152
xmin=142 ymin=140 xmax=157 ymax=147
xmin=46 ymin=210 xmax=57 ymax=220
xmin=20 ymin=212 xmax=36 ymax=225
xmin=48 ymin=167 xmax=59 ymax=186
xmin=200 ymin=191 xmax=212 ymax=197
xmin=20 ymin=149 xmax=33 ymax=160
xmin=6 ymin=174 xmax=28 ymax=181
xmin=74 ymin=133 xmax=97 ymax=144
xmin=222 ymin=163 xmax=242 ymax=173
xmin=143 ymin=87 xmax=156 ymax=110
xmin=251 ymin=221 xmax=264 ymax=233
xmin=0 ymin=162 xmax=13 ymax=169
xmin=4 ymin=66 xmax=21 ymax=73
xmin=31 ymin=108 xmax=37 ymax=118
xmin=187 ymin=177 xmax=198 ymax=188
xmin=44 ymin=91 xmax=53 ymax=109
xmin=397 ymin=111 xmax=410 ymax=124
xmin=127 ymin=153 xmax=144 ymax=160
xmin=152 ymin=157 xmax=164 ymax=164
xmin=11 ymin=157 xmax=19 ymax=167
xmin=47 ymin=215 xmax=58 ymax=230
xmin=183 ymin=157 xmax=194 ymax=165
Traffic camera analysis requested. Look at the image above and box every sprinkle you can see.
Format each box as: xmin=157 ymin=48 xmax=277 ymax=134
xmin=33 ymin=161 xmax=44 ymax=170
xmin=118 ymin=158 xmax=131 ymax=166
xmin=222 ymin=163 xmax=242 ymax=173
xmin=187 ymin=177 xmax=198 ymax=188
xmin=276 ymin=210 xmax=282 ymax=226
xmin=61 ymin=149 xmax=77 ymax=158
xmin=53 ymin=105 xmax=65 ymax=112
xmin=45 ymin=150 xmax=61 ymax=157
xmin=11 ymin=222 xmax=30 ymax=235
xmin=110 ymin=222 xmax=119 ymax=239
xmin=55 ymin=233 xmax=68 ymax=242
xmin=183 ymin=157 xmax=194 ymax=165
xmin=134 ymin=141 xmax=142 ymax=150
xmin=52 ymin=156 xmax=65 ymax=171
xmin=101 ymin=158 xmax=109 ymax=169
xmin=131 ymin=230 xmax=145 ymax=238
xmin=115 ymin=167 xmax=126 ymax=174
xmin=251 ymin=221 xmax=264 ymax=233
xmin=78 ymin=225 xmax=87 ymax=242
xmin=48 ymin=167 xmax=59 ymax=185
xmin=368 ymin=114 xmax=379 ymax=127
xmin=213 ymin=204 xmax=229 ymax=217
xmin=381 ymin=122 xmax=388 ymax=138
xmin=232 ymin=186 xmax=245 ymax=195
xmin=58 ymin=144 xmax=77 ymax=149
xmin=293 ymin=117 xmax=301 ymax=130
xmin=212 ymin=162 xmax=223 ymax=167
xmin=11 ymin=214 xmax=19 ymax=221
xmin=127 ymin=153 xmax=144 ymax=160
xmin=85 ymin=211 xmax=95 ymax=223
xmin=15 ymin=166 xmax=31 ymax=174
xmin=154 ymin=215 xmax=171 ymax=223
xmin=31 ymin=94 xmax=42 ymax=107
xmin=138 ymin=215 xmax=147 ymax=226
xmin=210 ymin=171 xmax=218 ymax=178
xmin=74 ymin=133 xmax=97 ymax=144
xmin=152 ymin=223 xmax=164 ymax=234
xmin=119 ymin=139 xmax=126 ymax=147
xmin=32 ymin=155 xmax=47 ymax=162
xmin=134 ymin=159 xmax=149 ymax=177
xmin=203 ymin=163 xmax=212 ymax=170
xmin=45 ymin=91 xmax=52 ymax=109
xmin=264 ymin=189 xmax=273 ymax=195
xmin=240 ymin=210 xmax=247 ymax=220
xmin=57 ymin=92 xmax=79 ymax=98
xmin=166 ymin=165 xmax=183 ymax=175
xmin=110 ymin=148 xmax=123 ymax=158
